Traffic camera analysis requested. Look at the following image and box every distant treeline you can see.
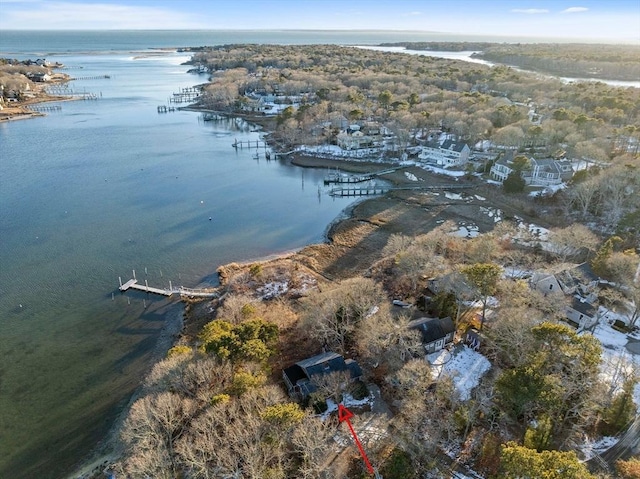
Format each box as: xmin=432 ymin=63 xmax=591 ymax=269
xmin=381 ymin=42 xmax=640 ymax=81
xmin=474 ymin=43 xmax=640 ymax=81
xmin=379 ymin=41 xmax=497 ymax=52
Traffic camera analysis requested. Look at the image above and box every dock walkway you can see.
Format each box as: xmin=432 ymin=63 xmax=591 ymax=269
xmin=328 ymin=184 xmax=473 ymax=197
xmin=118 ymin=277 xmax=218 ymax=298
xmin=323 ymin=167 xmax=403 ymax=185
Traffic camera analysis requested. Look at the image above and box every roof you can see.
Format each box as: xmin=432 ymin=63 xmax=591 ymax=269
xmin=408 ymin=317 xmax=455 ymax=344
xmin=570 ymin=297 xmax=597 ymax=316
xmin=283 ymin=351 xmax=363 ymax=392
xmin=441 ymin=139 xmax=469 ymax=152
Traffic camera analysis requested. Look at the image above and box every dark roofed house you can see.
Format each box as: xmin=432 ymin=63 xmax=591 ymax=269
xmin=408 ymin=317 xmax=456 ymax=354
xmin=282 ymin=351 xmax=362 ymax=401
xmin=566 ymin=297 xmax=598 ymax=330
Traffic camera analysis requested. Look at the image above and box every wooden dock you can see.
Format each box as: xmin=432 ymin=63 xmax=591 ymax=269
xmin=27 ymin=104 xmax=62 ymax=112
xmin=232 ymin=139 xmax=268 ymax=149
xmin=157 ymin=105 xmax=176 ymax=113
xmin=323 ymin=167 xmax=403 ymax=185
xmin=329 ymin=186 xmax=390 ymax=197
xmin=328 ymin=183 xmax=474 ymax=197
xmin=118 ymin=276 xmax=218 ymax=298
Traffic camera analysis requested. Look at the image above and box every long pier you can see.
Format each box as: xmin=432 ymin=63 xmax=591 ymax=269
xmin=329 ymin=186 xmax=390 ymax=197
xmin=71 ymin=75 xmax=111 ymax=80
xmin=323 ymin=167 xmax=403 ymax=185
xmin=232 ymin=139 xmax=269 ymax=149
xmin=328 ymin=184 xmax=474 ymax=197
xmin=118 ymin=276 xmax=218 ymax=298
xmin=27 ymin=104 xmax=62 ymax=112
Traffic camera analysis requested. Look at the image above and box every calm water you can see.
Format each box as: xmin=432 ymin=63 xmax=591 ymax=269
xmin=0 ymin=32 xmax=369 ymax=478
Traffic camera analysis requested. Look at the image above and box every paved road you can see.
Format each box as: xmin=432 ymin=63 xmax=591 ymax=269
xmin=591 ymin=414 xmax=640 ymax=471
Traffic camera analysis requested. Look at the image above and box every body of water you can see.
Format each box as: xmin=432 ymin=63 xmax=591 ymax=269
xmin=0 ymin=32 xmax=366 ymax=479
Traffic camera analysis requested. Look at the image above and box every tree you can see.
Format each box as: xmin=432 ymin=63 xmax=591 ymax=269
xmin=569 ymin=178 xmax=600 ymax=218
xmin=499 ymin=443 xmax=596 ymax=479
xmin=591 ymin=236 xmax=623 ymax=278
xmin=354 ymin=306 xmax=422 ymax=374
xmin=301 ymin=277 xmax=385 ymax=353
xmin=117 ymin=392 xmax=196 ymax=478
xmin=378 ymin=90 xmax=393 ymax=110
xmin=496 ymin=323 xmax=603 ymax=448
xmin=503 ymin=171 xmax=526 ymax=193
xmin=600 ymin=377 xmax=638 ymax=436
xmin=548 ymin=224 xmax=600 ymax=262
xmin=616 ymin=458 xmax=640 ymax=479
xmin=461 ymin=263 xmax=502 ymax=329
xmin=199 ymin=319 xmax=278 ymax=363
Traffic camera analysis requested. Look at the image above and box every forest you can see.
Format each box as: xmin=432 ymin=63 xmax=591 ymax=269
xmin=380 ymin=42 xmax=640 ymax=81
xmin=105 ymin=44 xmax=640 ymax=478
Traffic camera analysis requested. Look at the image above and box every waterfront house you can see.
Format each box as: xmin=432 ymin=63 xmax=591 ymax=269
xmin=490 ymin=152 xmax=574 ymax=186
xmin=419 ymin=139 xmax=470 ymax=168
xmin=336 ymin=124 xmax=374 ymax=150
xmin=282 ymin=351 xmax=363 ymax=401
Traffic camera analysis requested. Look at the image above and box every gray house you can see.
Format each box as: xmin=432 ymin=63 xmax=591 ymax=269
xmin=282 ymin=351 xmax=362 ymax=401
xmin=408 ymin=317 xmax=456 ymax=354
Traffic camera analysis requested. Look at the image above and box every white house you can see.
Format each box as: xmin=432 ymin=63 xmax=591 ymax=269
xmin=419 ymin=139 xmax=470 ymax=168
xmin=490 ymin=152 xmax=573 ymax=186
xmin=530 ymin=264 xmax=601 ymax=331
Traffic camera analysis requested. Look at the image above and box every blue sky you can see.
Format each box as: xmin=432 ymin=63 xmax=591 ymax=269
xmin=1 ymin=0 xmax=639 ymax=42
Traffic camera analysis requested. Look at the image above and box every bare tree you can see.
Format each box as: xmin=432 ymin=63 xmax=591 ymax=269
xmin=354 ymin=306 xmax=423 ymax=374
xmin=548 ymin=224 xmax=600 ymax=262
xmin=301 ymin=277 xmax=385 ymax=353
xmin=117 ymin=392 xmax=196 ymax=478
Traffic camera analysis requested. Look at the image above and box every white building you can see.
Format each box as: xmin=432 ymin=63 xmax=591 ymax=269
xmin=419 ymin=139 xmax=470 ymax=168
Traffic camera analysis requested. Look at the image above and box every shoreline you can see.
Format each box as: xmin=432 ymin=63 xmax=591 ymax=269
xmin=64 ymin=105 xmax=403 ymax=477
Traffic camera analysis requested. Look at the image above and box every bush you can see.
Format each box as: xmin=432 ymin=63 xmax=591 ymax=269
xmin=351 ymin=380 xmax=369 ymax=400
xmin=380 ymin=448 xmax=416 ymax=479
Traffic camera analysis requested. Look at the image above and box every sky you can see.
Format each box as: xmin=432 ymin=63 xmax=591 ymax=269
xmin=0 ymin=0 xmax=639 ymax=43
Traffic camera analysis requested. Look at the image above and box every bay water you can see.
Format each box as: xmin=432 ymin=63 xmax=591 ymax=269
xmin=0 ymin=32 xmax=365 ymax=478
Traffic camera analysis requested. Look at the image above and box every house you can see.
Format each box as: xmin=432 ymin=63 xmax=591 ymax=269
xmin=408 ymin=317 xmax=456 ymax=354
xmin=530 ymin=264 xmax=601 ymax=330
xmin=531 ymin=272 xmax=564 ymax=296
xmin=566 ymin=297 xmax=598 ymax=330
xmin=336 ymin=124 xmax=374 ymax=150
xmin=26 ymin=72 xmax=51 ymax=82
xmin=419 ymin=139 xmax=470 ymax=168
xmin=282 ymin=351 xmax=362 ymax=401
xmin=490 ymin=152 xmax=574 ymax=186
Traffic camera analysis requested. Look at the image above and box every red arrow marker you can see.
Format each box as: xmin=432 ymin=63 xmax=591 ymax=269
xmin=338 ymin=404 xmax=374 ymax=474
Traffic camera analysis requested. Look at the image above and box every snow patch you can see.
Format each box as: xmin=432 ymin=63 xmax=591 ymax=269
xmin=453 ymin=223 xmax=480 ymax=238
xmin=427 ymin=345 xmax=491 ymax=401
